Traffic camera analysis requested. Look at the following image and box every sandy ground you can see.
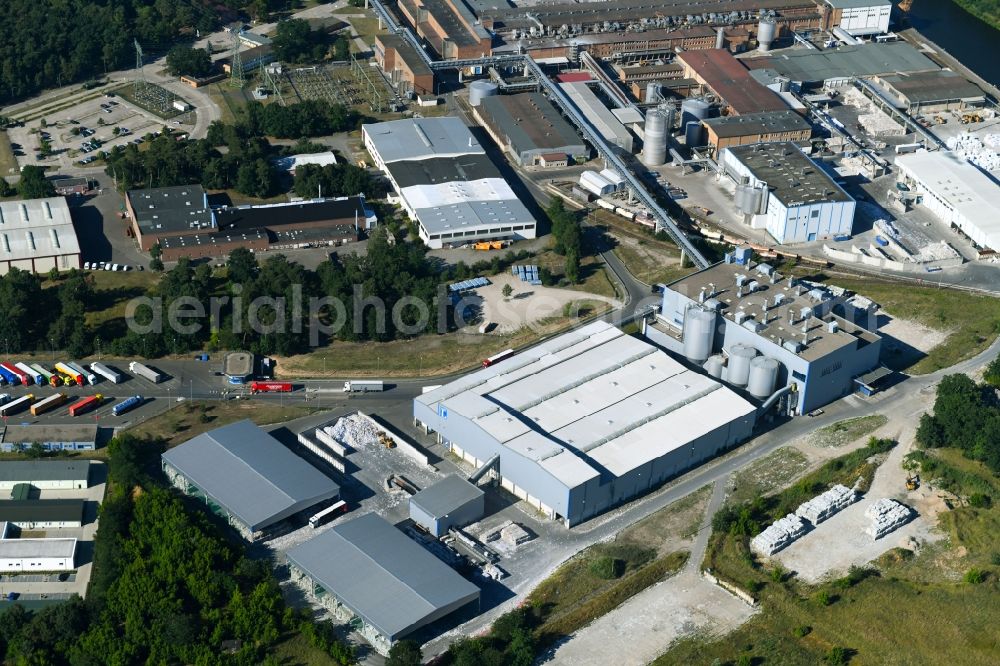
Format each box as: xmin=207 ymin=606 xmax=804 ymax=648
xmin=879 ymin=315 xmax=950 ymax=354
xmin=464 ymin=274 xmax=620 ymax=333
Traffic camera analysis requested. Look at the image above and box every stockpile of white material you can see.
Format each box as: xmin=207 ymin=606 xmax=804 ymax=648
xmin=750 ymin=514 xmax=807 ymax=556
xmin=984 ymin=133 xmax=1000 ymax=149
xmin=795 ymin=484 xmax=857 ymax=524
xmin=865 ymin=498 xmax=912 ymax=540
xmin=946 ymin=133 xmax=1000 ymax=171
xmin=326 ymin=414 xmax=379 ymax=449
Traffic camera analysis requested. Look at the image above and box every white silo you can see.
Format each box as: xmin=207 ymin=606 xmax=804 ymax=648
xmin=726 ymin=344 xmax=757 ymax=387
xmin=682 ymin=307 xmax=716 ymax=363
xmin=703 ymin=354 xmax=725 ymax=379
xmin=641 ymin=109 xmax=668 ymax=167
xmin=680 ymin=98 xmax=711 ymax=126
xmin=757 ymin=15 xmax=777 ymax=52
xmin=645 ymin=82 xmax=662 ymax=104
xmin=469 ymin=80 xmax=499 ymax=107
xmin=715 ymin=27 xmax=726 ymax=50
xmin=747 ymin=356 xmax=780 ymax=398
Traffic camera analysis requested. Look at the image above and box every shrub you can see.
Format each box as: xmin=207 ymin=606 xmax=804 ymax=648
xmin=969 ymin=493 xmax=992 ymax=508
xmin=964 ymin=568 xmax=985 ymax=584
xmin=793 ymin=625 xmax=812 ymax=638
xmin=770 ymin=566 xmax=786 ymax=583
xmin=825 ymin=646 xmax=850 ymax=665
xmin=589 ymin=556 xmax=626 ymax=580
xmin=814 ymin=590 xmax=832 ymax=606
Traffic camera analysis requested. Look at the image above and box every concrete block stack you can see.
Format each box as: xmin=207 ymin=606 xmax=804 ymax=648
xmin=795 ymin=484 xmax=857 ymax=524
xmin=750 ymin=513 xmax=807 ymax=556
xmin=865 ymin=498 xmax=912 ymax=540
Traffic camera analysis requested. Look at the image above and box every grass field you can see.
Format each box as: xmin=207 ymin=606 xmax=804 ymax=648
xmin=347 ymin=16 xmax=384 ymax=44
xmin=533 ymin=247 xmax=619 ymax=299
xmin=270 ymin=633 xmax=341 ymax=666
xmin=586 ymin=209 xmax=696 ymax=286
xmin=617 ymin=483 xmax=712 ymax=555
xmin=808 ymin=414 xmax=889 ymax=449
xmin=0 ymin=130 xmax=17 ymax=178
xmin=128 ymin=400 xmax=319 ymax=447
xmin=808 ymin=275 xmax=1000 ymax=374
xmin=727 ymin=447 xmax=810 ymax=507
xmin=44 ymin=270 xmax=160 ymax=333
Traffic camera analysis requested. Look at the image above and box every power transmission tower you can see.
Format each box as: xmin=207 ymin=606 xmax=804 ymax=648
xmin=229 ymin=28 xmax=245 ymax=89
xmin=263 ymin=63 xmax=286 ymax=106
xmin=133 ymin=39 xmax=146 ymax=94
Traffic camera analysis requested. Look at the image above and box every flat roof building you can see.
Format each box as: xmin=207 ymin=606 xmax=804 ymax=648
xmin=744 ymin=42 xmax=939 ymax=86
xmin=415 ymin=321 xmax=757 ymax=526
xmin=720 ymin=142 xmax=855 ymax=243
xmin=896 ymin=150 xmax=1000 ymax=252
xmin=559 ymin=82 xmax=634 ymax=153
xmin=0 ymin=499 xmax=85 ymax=529
xmin=162 ymin=420 xmax=340 ymax=540
xmin=287 ymin=513 xmax=480 ymax=654
xmin=0 ymin=198 xmax=82 ymax=275
xmin=0 ymin=425 xmax=99 ymax=453
xmin=409 ymin=475 xmax=485 ymax=537
xmin=223 ymin=351 xmax=254 ymax=384
xmin=157 ymin=228 xmax=269 ymax=261
xmin=703 ymin=109 xmax=812 ymax=156
xmin=125 ymin=185 xmax=214 ymax=252
xmin=397 ymin=0 xmax=492 ymax=60
xmin=363 ymin=118 xmax=536 ymax=249
xmin=677 ymin=49 xmax=788 ymax=115
xmin=0 ymin=461 xmax=90 ymax=490
xmin=824 ymin=0 xmax=891 ymax=36
xmin=474 ymin=93 xmax=587 ymax=166
xmin=0 ymin=537 xmax=77 ymax=572
xmin=873 ymin=70 xmax=985 ymax=113
xmin=51 ymin=177 xmax=89 ymax=196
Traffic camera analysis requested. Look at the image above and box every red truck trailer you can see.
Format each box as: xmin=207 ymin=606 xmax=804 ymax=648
xmin=249 ymin=381 xmax=293 ymax=394
xmin=69 ymin=394 xmax=103 ymax=416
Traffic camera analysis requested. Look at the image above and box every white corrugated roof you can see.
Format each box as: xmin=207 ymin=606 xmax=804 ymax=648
xmin=400 ymin=178 xmax=519 ymax=208
xmin=0 ymin=198 xmax=81 ymax=263
xmin=363 ymin=117 xmax=484 ymax=163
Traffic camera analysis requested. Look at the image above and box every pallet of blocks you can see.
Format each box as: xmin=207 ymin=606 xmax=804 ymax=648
xmin=750 ymin=513 xmax=807 ymax=556
xmin=865 ymin=498 xmax=912 ymax=540
xmin=795 ymin=484 xmax=857 ymax=524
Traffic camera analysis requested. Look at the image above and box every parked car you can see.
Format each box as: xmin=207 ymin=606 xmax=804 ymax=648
xmin=83 ymin=261 xmax=91 ymax=269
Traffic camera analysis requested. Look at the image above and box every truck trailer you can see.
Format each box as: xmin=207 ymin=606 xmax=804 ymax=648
xmin=54 ymin=363 xmax=84 ymax=386
xmin=343 ymin=380 xmax=384 ymax=393
xmin=129 ymin=362 xmax=164 ymax=383
xmin=14 ymin=363 xmax=43 ymax=386
xmin=249 ymin=381 xmax=293 ymax=394
xmin=29 ymin=364 xmax=58 ymax=387
xmin=69 ymin=394 xmax=103 ymax=416
xmin=31 ymin=393 xmax=67 ymax=416
xmin=112 ymin=395 xmax=143 ymax=416
xmin=0 ymin=365 xmax=18 ymax=385
xmin=90 ymin=362 xmax=123 ymax=384
xmin=0 ymin=363 xmax=27 ymax=385
xmin=67 ymin=362 xmax=98 ymax=385
xmin=0 ymin=394 xmax=34 ymax=416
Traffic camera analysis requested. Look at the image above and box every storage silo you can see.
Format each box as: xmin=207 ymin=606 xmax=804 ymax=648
xmin=757 ymin=15 xmax=777 ymax=52
xmin=646 ymin=82 xmax=662 ymax=104
xmin=726 ymin=344 xmax=757 ymax=387
xmin=469 ymin=80 xmax=499 ymax=107
xmin=680 ymin=98 xmax=711 ymax=126
xmin=641 ymin=109 xmax=668 ymax=167
xmin=685 ymin=121 xmax=705 ymax=148
xmin=747 ymin=356 xmax=780 ymax=398
xmin=715 ymin=27 xmax=726 ymax=50
xmin=682 ymin=307 xmax=716 ymax=363
xmin=703 ymin=354 xmax=725 ymax=379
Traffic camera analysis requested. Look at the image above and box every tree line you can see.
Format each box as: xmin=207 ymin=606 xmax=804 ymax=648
xmin=917 ymin=372 xmax=1000 ymax=474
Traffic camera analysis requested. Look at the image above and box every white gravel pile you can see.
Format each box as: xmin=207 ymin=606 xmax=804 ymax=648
xmin=946 ymin=133 xmax=1000 ymax=171
xmin=327 ymin=414 xmax=380 ymax=449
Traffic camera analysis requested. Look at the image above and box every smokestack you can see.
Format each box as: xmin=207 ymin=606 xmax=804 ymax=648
xmin=708 ymin=282 xmax=715 ymax=298
xmin=788 ymin=309 xmax=795 ymax=325
xmin=698 ymin=288 xmax=706 ymax=303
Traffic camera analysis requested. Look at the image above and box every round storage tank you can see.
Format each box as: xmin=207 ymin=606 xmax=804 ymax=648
xmin=747 ymin=356 xmax=780 ymax=398
xmin=645 ymin=82 xmax=661 ymax=104
xmin=642 ymin=109 xmax=668 ymax=167
xmin=682 ymin=307 xmax=716 ymax=363
xmin=685 ymin=121 xmax=704 ymax=148
xmin=757 ymin=16 xmax=777 ymax=52
xmin=680 ymin=98 xmax=711 ymax=126
xmin=469 ymin=80 xmax=499 ymax=107
xmin=726 ymin=344 xmax=757 ymax=387
xmin=703 ymin=354 xmax=725 ymax=379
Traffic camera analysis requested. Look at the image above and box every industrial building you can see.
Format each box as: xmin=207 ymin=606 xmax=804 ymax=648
xmin=895 ymin=150 xmax=1000 ymax=252
xmin=157 ymin=228 xmax=269 ymax=261
xmin=0 ymin=198 xmax=81 ymax=275
xmin=409 ymin=475 xmax=485 ymax=537
xmin=363 ymin=117 xmax=536 ymax=249
xmin=397 ymin=0 xmax=492 ymax=59
xmin=744 ymin=42 xmax=938 ymax=87
xmin=126 ymin=185 xmax=214 ymax=252
xmin=375 ymin=34 xmax=436 ymax=97
xmin=414 ymin=321 xmax=757 ymax=526
xmin=0 ymin=425 xmax=99 ymax=453
xmin=287 ymin=513 xmax=480 ymax=653
xmin=273 ymin=151 xmax=338 ymax=174
xmin=0 ymin=500 xmax=85 ymax=529
xmin=703 ymin=110 xmax=813 ymax=156
xmin=212 ymin=197 xmax=376 ymax=248
xmin=824 ymin=0 xmax=891 ymax=36
xmin=677 ymin=49 xmax=788 ymax=116
xmin=559 ymin=82 xmax=634 ymax=153
xmin=0 ymin=461 xmax=90 ymax=491
xmin=51 ymin=177 xmax=89 ymax=196
xmin=647 ymin=252 xmax=882 ymax=415
xmin=222 ymin=351 xmax=254 ymax=384
xmin=720 ymin=142 xmax=855 ymax=243
xmin=161 ymin=420 xmax=340 ymax=541
xmin=872 ymin=70 xmax=985 ymax=113
xmin=473 ymin=92 xmax=586 ymax=166
xmin=0 ymin=522 xmax=76 ymax=572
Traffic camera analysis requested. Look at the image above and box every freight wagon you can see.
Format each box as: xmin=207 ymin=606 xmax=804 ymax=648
xmin=249 ymin=381 xmax=293 ymax=393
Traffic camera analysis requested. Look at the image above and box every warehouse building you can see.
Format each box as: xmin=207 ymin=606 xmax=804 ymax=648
xmin=363 ymin=117 xmax=536 ymax=249
xmin=647 ymin=253 xmax=882 ymax=415
xmin=872 ymin=70 xmax=985 ymax=113
xmin=703 ymin=110 xmax=812 ymax=156
xmin=744 ymin=42 xmax=939 ymax=87
xmin=214 ymin=197 xmax=376 ymax=244
xmin=720 ymin=142 xmax=855 ymax=243
xmin=0 ymin=461 xmax=90 ymax=491
xmin=126 ymin=185 xmax=214 ymax=252
xmin=0 ymin=198 xmax=82 ymax=275
xmin=414 ymin=321 xmax=757 ymax=526
xmin=162 ymin=420 xmax=340 ymax=541
xmin=677 ymin=49 xmax=787 ymax=116
xmin=287 ymin=513 xmax=480 ymax=654
xmin=895 ymin=150 xmax=1000 ymax=252
xmin=0 ymin=522 xmax=77 ymax=572
xmin=559 ymin=82 xmax=634 ymax=153
xmin=474 ymin=93 xmax=587 ymax=166
xmin=409 ymin=475 xmax=485 ymax=537
xmin=158 ymin=228 xmax=268 ymax=261
xmin=0 ymin=425 xmax=99 ymax=453
xmin=375 ymin=34 xmax=436 ymax=97
xmin=824 ymin=0 xmax=891 ymax=36
xmin=0 ymin=500 xmax=85 ymax=529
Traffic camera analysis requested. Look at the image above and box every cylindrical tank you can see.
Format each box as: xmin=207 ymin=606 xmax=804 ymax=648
xmin=734 ymin=185 xmax=749 ymax=212
xmin=662 ymin=105 xmax=676 ymax=131
xmin=747 ymin=356 xmax=780 ymax=398
xmin=681 ymin=98 xmax=711 ymax=126
xmin=684 ymin=121 xmax=704 ymax=148
xmin=757 ymin=16 xmax=777 ymax=52
xmin=682 ymin=307 xmax=716 ymax=363
xmin=641 ymin=109 xmax=668 ymax=167
xmin=645 ymin=82 xmax=661 ymax=104
xmin=703 ymin=354 xmax=725 ymax=379
xmin=715 ymin=27 xmax=726 ymax=50
xmin=726 ymin=344 xmax=757 ymax=387
xmin=469 ymin=80 xmax=499 ymax=107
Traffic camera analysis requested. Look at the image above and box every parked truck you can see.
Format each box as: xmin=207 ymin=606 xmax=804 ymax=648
xmin=14 ymin=363 xmax=43 ymax=386
xmin=249 ymin=381 xmax=293 ymax=394
xmin=29 ymin=364 xmax=58 ymax=387
xmin=67 ymin=362 xmax=97 ymax=385
xmin=343 ymin=380 xmax=384 ymax=393
xmin=129 ymin=362 xmax=164 ymax=383
xmin=0 ymin=363 xmax=26 ymax=385
xmin=0 ymin=394 xmax=34 ymax=416
xmin=54 ymin=363 xmax=84 ymax=386
xmin=90 ymin=362 xmax=123 ymax=384
xmin=0 ymin=365 xmax=18 ymax=385
xmin=0 ymin=394 xmax=9 ymax=406
xmin=112 ymin=395 xmax=143 ymax=416
xmin=69 ymin=394 xmax=103 ymax=416
xmin=31 ymin=393 xmax=67 ymax=416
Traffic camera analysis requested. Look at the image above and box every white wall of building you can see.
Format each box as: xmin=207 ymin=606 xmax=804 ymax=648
xmin=836 ymin=3 xmax=891 ymax=36
xmin=0 ymin=553 xmax=75 ymax=572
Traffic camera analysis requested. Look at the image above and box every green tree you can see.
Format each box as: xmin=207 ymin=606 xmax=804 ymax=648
xmin=17 ymin=165 xmax=55 ymax=198
xmin=272 ymin=19 xmax=329 ymax=63
xmin=0 ymin=178 xmax=15 ymax=197
xmin=165 ymin=45 xmax=212 ymax=77
xmin=502 ymin=283 xmax=513 ymax=300
xmin=984 ymin=355 xmax=1000 ymax=386
xmin=386 ymin=639 xmax=421 ymax=666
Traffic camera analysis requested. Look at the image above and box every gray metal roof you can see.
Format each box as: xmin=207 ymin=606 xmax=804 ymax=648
xmin=744 ymin=42 xmax=938 ymax=84
xmin=878 ymin=70 xmax=985 ymax=104
xmin=410 ymin=475 xmax=484 ymax=519
xmin=363 ymin=118 xmax=484 ymax=164
xmin=127 ymin=185 xmax=214 ymax=234
xmin=0 ymin=461 xmax=90 ymax=483
xmin=0 ymin=500 xmax=84 ymax=523
xmin=286 ymin=513 xmax=480 ymax=641
xmin=725 ymin=142 xmax=853 ymax=206
xmin=704 ymin=110 xmax=812 ymax=138
xmin=414 ymin=199 xmax=535 ymax=235
xmin=386 ymin=155 xmax=500 ymax=189
xmin=478 ymin=93 xmax=584 ymax=155
xmin=161 ymin=420 xmax=339 ymax=532
xmin=0 ymin=537 xmax=76 ymax=559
